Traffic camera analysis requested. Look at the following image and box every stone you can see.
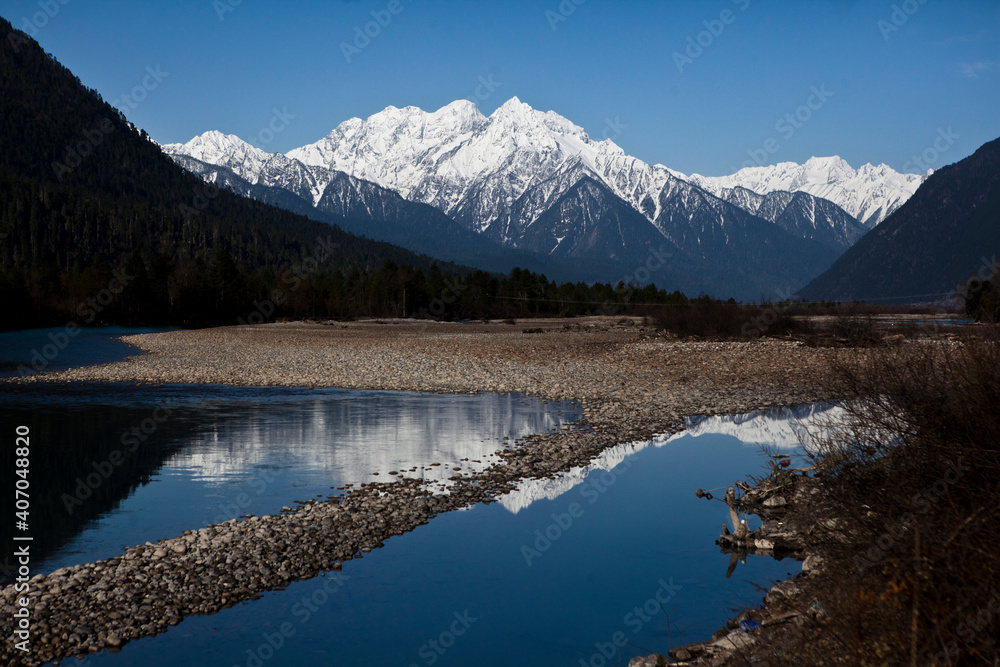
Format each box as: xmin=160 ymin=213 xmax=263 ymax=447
xmin=802 ymin=553 xmax=824 ymax=574
xmin=670 ymin=647 xmax=692 ymax=661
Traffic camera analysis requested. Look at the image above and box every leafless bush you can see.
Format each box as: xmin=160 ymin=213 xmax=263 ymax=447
xmin=780 ymin=333 xmax=1000 ymax=665
xmin=831 ymin=314 xmax=884 ymax=347
xmin=651 ymin=302 xmax=812 ymax=339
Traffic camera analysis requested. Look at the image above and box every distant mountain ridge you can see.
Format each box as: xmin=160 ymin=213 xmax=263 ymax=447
xmin=681 ymin=156 xmax=926 ymax=226
xmin=164 ymin=139 xmax=519 ymax=269
xmin=165 ymin=98 xmax=900 ymax=298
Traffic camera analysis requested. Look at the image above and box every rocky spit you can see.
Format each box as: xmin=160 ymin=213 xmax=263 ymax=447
xmin=1 ymin=318 xmax=846 ymax=666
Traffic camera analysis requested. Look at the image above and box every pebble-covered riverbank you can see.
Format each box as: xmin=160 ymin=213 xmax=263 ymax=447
xmin=1 ymin=318 xmax=845 ymax=665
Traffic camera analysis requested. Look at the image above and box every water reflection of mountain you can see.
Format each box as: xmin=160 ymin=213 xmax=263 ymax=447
xmin=498 ymin=403 xmax=842 ymax=514
xmin=671 ymin=402 xmax=842 ymax=449
xmin=171 ymin=393 xmax=578 ymax=486
xmin=0 ymin=384 xmax=578 ymax=580
xmin=498 ymin=437 xmax=664 ymax=513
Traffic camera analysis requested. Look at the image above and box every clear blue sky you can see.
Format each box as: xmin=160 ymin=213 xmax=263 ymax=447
xmin=3 ymin=0 xmax=997 ymax=175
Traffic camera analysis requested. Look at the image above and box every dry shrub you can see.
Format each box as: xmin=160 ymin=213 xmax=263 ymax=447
xmin=831 ymin=314 xmax=884 ymax=347
xmin=651 ymin=302 xmax=811 ymax=339
xmin=778 ymin=332 xmax=1000 ymax=665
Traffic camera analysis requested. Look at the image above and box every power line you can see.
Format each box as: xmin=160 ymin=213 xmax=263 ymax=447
xmin=489 ymin=292 xmax=962 ymax=307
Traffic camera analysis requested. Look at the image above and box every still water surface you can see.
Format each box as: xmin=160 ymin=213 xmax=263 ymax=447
xmin=0 ymin=326 xmax=176 ymax=378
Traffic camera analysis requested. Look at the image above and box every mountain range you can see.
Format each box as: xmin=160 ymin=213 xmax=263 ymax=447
xmin=164 ymin=98 xmax=925 ymax=299
xmin=4 ymin=12 xmax=994 ymax=320
xmin=681 ymin=156 xmax=926 ymax=227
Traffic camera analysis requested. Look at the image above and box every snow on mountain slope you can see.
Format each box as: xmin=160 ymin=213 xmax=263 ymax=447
xmin=682 ymin=156 xmax=926 ymax=226
xmin=162 ymin=133 xmax=526 ymax=268
xmin=285 ymin=98 xmax=694 ymax=238
xmin=713 ymin=187 xmax=869 ymax=250
xmin=283 ymin=98 xmax=880 ymax=249
xmin=163 ymin=130 xmax=334 ymax=206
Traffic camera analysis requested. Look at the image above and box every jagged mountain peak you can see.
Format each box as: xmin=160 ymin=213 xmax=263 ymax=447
xmin=683 ymin=156 xmax=925 ymax=225
xmin=492 ymin=95 xmax=527 ymax=114
xmin=489 ymin=97 xmax=589 ymax=139
xmin=802 ymin=154 xmax=853 ymax=170
xmin=800 ymin=135 xmax=1000 ymax=302
xmin=163 ymin=130 xmax=264 ymax=164
xmin=284 ymin=96 xmax=615 ymax=211
xmin=434 ymin=98 xmax=485 ymax=121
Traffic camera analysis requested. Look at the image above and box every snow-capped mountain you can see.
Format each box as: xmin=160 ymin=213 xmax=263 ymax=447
xmin=162 ymin=132 xmax=544 ymax=270
xmin=163 ymin=98 xmax=911 ymax=297
xmin=286 ymin=97 xmax=669 ymax=240
xmin=165 ymin=130 xmax=411 ymax=214
xmin=283 ymin=97 xmax=865 ymax=250
xmin=681 ymin=157 xmax=926 ymax=226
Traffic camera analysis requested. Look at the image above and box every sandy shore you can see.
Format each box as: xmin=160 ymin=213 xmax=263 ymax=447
xmin=2 ymin=318 xmax=845 ymax=665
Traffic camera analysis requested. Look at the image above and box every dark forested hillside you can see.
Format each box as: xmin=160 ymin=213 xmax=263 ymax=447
xmin=799 ymin=137 xmax=1000 ymax=303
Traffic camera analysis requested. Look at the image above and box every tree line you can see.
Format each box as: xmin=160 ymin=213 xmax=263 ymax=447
xmin=0 ymin=246 xmax=694 ymax=329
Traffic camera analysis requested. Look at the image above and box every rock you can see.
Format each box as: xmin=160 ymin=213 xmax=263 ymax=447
xmin=802 ymin=553 xmax=824 ymax=574
xmin=669 ymin=646 xmax=692 ymax=661
xmin=105 ymin=633 xmax=122 ymax=647
xmin=627 ymin=654 xmax=670 ymax=667
xmin=711 ymin=629 xmax=756 ymax=652
xmin=765 ymin=580 xmax=801 ymax=603
xmin=753 ymin=537 xmax=775 ymax=549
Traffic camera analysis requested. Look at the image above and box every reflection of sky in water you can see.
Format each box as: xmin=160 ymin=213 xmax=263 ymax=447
xmin=0 ymin=326 xmax=176 ymax=377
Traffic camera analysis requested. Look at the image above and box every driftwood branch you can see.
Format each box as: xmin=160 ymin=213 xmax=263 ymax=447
xmin=724 ymin=486 xmax=749 ymax=540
